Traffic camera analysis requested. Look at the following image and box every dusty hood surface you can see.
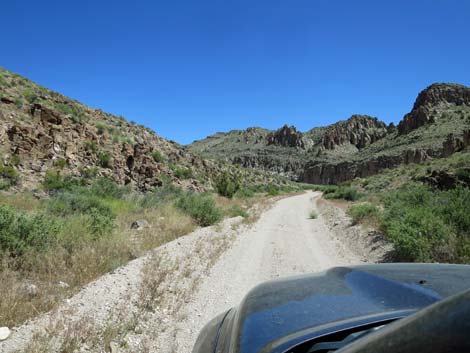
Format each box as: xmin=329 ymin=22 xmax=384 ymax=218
xmin=200 ymin=263 xmax=470 ymax=353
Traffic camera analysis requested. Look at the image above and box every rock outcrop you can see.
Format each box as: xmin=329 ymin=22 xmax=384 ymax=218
xmin=398 ymin=83 xmax=470 ymax=135
xmin=266 ymin=125 xmax=305 ymax=148
xmin=0 ymin=68 xmax=221 ymax=191
xmin=321 ymin=115 xmax=388 ymax=150
xmin=302 ymin=131 xmax=470 ymax=184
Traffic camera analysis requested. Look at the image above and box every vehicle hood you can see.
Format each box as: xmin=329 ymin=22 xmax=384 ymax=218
xmin=211 ymin=263 xmax=470 ymax=353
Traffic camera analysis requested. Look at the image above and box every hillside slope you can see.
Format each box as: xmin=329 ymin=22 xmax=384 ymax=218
xmin=0 ymin=67 xmax=287 ymax=192
xmin=189 ymin=83 xmax=470 ymax=184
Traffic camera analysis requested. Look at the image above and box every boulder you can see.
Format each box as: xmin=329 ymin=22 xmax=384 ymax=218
xmin=22 ymin=283 xmax=38 ymax=297
xmin=130 ymin=219 xmax=150 ymax=230
xmin=0 ymin=327 xmax=10 ymax=341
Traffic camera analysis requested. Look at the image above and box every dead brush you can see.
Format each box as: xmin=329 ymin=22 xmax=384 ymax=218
xmin=138 ymin=253 xmax=177 ymax=312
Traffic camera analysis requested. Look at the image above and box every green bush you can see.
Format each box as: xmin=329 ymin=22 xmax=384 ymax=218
xmin=139 ymin=184 xmax=183 ymax=208
xmin=151 ymin=150 xmax=165 ymax=163
xmin=14 ymin=98 xmax=23 ymax=108
xmin=53 ymin=158 xmax=67 ymax=169
xmin=80 ymin=167 xmax=99 ymax=179
xmin=227 ymin=205 xmax=248 ymax=218
xmin=347 ymin=202 xmax=379 ymax=225
xmin=380 ymin=184 xmax=470 ymax=263
xmin=309 ymin=210 xmax=318 ymax=219
xmin=311 ymin=185 xmax=338 ymax=194
xmin=266 ymin=185 xmax=280 ymax=196
xmin=170 ymin=164 xmax=192 ymax=179
xmin=176 ymin=193 xmax=222 ymax=226
xmin=235 ymin=187 xmax=255 ymax=198
xmin=46 ymin=190 xmax=115 ymax=236
xmin=98 ymin=151 xmax=111 ymax=168
xmin=0 ymin=165 xmax=19 ymax=189
xmin=90 ymin=178 xmax=127 ymax=199
xmin=84 ymin=140 xmax=98 ymax=153
xmin=55 ymin=103 xmax=86 ymax=124
xmin=325 ymin=186 xmax=362 ymax=201
xmin=0 ymin=205 xmax=62 ymax=255
xmin=215 ymin=171 xmax=241 ymax=198
xmin=23 ymin=88 xmax=38 ymax=103
xmin=43 ymin=170 xmax=80 ymax=191
xmin=95 ymin=123 xmax=106 ymax=135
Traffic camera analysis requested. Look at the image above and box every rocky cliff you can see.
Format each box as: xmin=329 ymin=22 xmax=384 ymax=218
xmin=320 ymin=115 xmax=388 ymax=150
xmin=398 ymin=83 xmax=470 ymax=135
xmin=190 ymin=83 xmax=470 ymax=184
xmin=266 ymin=125 xmax=305 ymax=148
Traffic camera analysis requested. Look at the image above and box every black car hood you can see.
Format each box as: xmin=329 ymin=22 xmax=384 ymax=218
xmin=207 ymin=263 xmax=470 ymax=353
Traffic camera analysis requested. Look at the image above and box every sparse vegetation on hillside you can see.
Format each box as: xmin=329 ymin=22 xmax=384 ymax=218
xmin=0 ymin=170 xmax=296 ymax=327
xmin=339 ymin=151 xmax=470 ymax=264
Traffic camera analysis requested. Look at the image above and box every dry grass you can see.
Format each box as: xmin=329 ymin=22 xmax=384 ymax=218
xmin=0 ymin=201 xmax=196 ymax=328
xmin=0 ymin=188 xmax=279 ymax=331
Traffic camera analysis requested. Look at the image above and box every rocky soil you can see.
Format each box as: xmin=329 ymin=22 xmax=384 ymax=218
xmin=0 ymin=192 xmax=391 ymax=353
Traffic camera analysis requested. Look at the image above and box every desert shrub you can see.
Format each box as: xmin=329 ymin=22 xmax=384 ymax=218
xmin=0 ymin=75 xmax=8 ymax=86
xmin=311 ymin=185 xmax=338 ymax=194
xmin=84 ymin=140 xmax=97 ymax=153
xmin=176 ymin=193 xmax=222 ymax=226
xmin=55 ymin=103 xmax=85 ymax=123
xmin=0 ymin=205 xmax=62 ymax=255
xmin=235 ymin=187 xmax=255 ymax=198
xmin=215 ymin=171 xmax=241 ymax=198
xmin=170 ymin=164 xmax=192 ymax=179
xmin=139 ymin=184 xmax=183 ymax=208
xmin=0 ymin=165 xmax=19 ymax=189
xmin=23 ymin=88 xmax=38 ymax=103
xmin=14 ymin=98 xmax=23 ymax=108
xmin=97 ymin=151 xmax=111 ymax=168
xmin=90 ymin=177 xmax=127 ymax=199
xmin=347 ymin=202 xmax=379 ymax=225
xmin=455 ymin=168 xmax=470 ymax=183
xmin=309 ymin=210 xmax=318 ymax=219
xmin=46 ymin=190 xmax=115 ymax=236
xmin=42 ymin=170 xmax=80 ymax=191
xmin=80 ymin=167 xmax=99 ymax=179
xmin=325 ymin=186 xmax=362 ymax=201
xmin=53 ymin=158 xmax=67 ymax=169
xmin=227 ymin=205 xmax=248 ymax=218
xmin=380 ymin=184 xmax=470 ymax=263
xmin=9 ymin=154 xmax=21 ymax=166
xmin=95 ymin=123 xmax=106 ymax=135
xmin=266 ymin=184 xmax=280 ymax=196
xmin=151 ymin=150 xmax=165 ymax=163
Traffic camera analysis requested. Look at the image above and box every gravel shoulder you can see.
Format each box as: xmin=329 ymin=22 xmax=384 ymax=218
xmin=0 ymin=191 xmax=387 ymax=353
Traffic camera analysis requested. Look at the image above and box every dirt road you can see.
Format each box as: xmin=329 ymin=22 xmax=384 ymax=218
xmin=174 ymin=191 xmax=362 ymax=352
xmin=1 ymin=191 xmax=371 ymax=353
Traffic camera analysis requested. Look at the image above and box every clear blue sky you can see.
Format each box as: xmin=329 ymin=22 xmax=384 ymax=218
xmin=2 ymin=0 xmax=469 ymax=144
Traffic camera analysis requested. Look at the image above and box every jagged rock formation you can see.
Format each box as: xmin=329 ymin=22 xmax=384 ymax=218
xmin=190 ymin=83 xmax=470 ymax=184
xmin=321 ymin=115 xmax=387 ymax=150
xmin=398 ymin=83 xmax=470 ymax=134
xmin=267 ymin=125 xmax=305 ymax=148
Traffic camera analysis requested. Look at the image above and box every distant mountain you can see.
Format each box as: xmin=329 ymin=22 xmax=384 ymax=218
xmin=188 ymin=83 xmax=470 ymax=184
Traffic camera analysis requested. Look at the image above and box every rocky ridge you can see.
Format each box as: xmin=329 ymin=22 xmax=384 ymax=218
xmin=189 ymin=83 xmax=470 ymax=184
